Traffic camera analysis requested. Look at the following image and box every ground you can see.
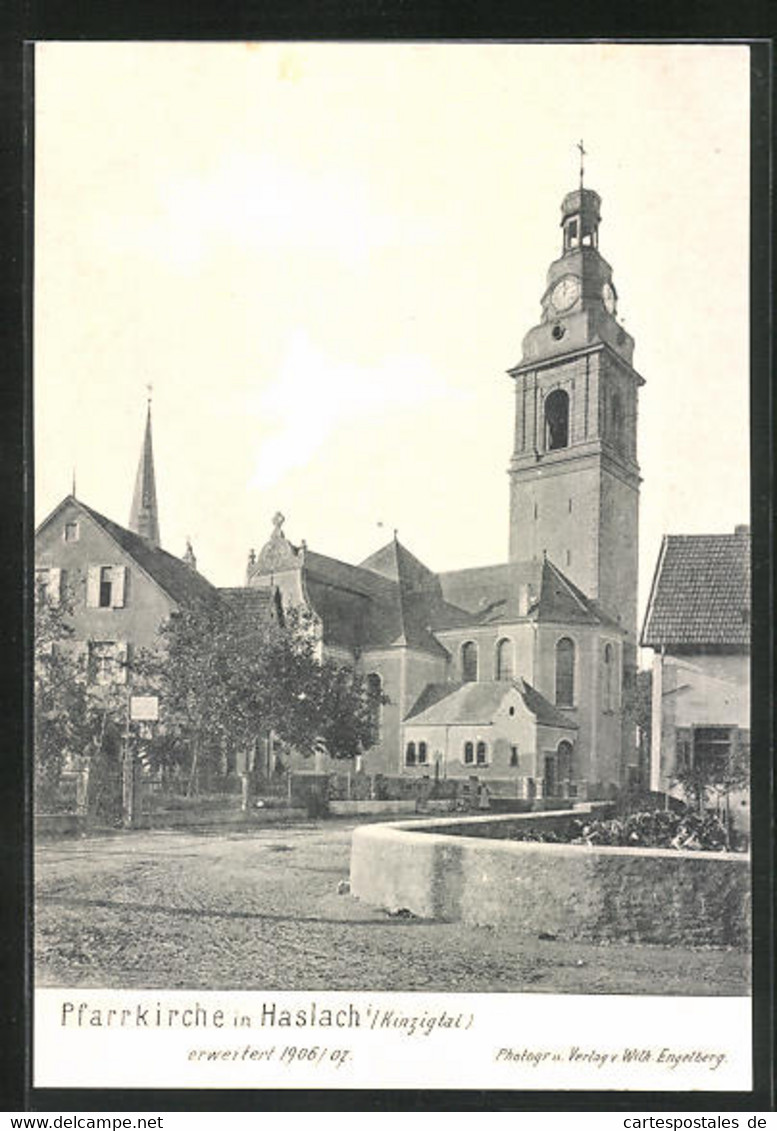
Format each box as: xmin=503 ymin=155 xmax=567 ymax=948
xmin=35 ymin=817 xmax=750 ymax=995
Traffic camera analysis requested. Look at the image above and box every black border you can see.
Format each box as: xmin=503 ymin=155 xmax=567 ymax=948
xmin=3 ymin=8 xmax=774 ymax=1114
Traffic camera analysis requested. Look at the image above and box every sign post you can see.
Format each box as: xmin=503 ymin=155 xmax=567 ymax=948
xmin=122 ymin=695 xmax=160 ymax=829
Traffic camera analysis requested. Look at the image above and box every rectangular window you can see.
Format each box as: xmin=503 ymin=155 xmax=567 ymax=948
xmin=64 ymin=522 xmax=79 ymax=542
xmin=36 ymin=568 xmax=50 ymax=604
xmin=88 ymin=564 xmax=127 ymax=608
xmin=99 ymin=567 xmax=113 ymax=607
xmin=89 ymin=641 xmax=128 ymax=685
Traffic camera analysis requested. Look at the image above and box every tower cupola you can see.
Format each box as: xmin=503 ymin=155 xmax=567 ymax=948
xmin=561 ymin=187 xmax=601 ymax=253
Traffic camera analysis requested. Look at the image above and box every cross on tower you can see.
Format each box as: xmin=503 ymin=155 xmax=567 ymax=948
xmin=577 ymin=139 xmax=587 ymax=189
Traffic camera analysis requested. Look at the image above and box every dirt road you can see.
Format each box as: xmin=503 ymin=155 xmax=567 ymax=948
xmin=35 ymin=818 xmax=749 ymax=995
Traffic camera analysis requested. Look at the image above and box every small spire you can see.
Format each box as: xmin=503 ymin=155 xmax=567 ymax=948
xmin=129 ymin=397 xmax=160 ymax=547
xmin=183 ymin=537 xmax=197 ymax=571
xmin=71 ymin=467 xmax=77 ymax=498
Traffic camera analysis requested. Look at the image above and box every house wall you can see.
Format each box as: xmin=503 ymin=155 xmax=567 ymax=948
xmin=650 ymin=650 xmax=750 ymax=793
xmin=36 ymin=501 xmax=176 ymax=655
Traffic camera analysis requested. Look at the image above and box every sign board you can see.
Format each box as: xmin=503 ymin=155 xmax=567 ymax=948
xmin=129 ymin=695 xmax=159 ymax=722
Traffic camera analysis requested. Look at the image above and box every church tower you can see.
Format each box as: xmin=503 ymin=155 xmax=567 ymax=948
xmin=129 ymin=399 xmax=161 ymax=547
xmin=507 ymin=180 xmax=643 ymax=665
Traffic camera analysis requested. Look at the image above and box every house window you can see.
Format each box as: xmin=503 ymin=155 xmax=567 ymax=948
xmin=87 ymin=565 xmax=127 ymax=609
xmin=464 ymin=741 xmax=474 ymax=765
xmin=461 ymin=641 xmax=478 ymax=683
xmin=476 ymin=741 xmax=487 ymax=765
xmin=603 ymin=643 xmax=614 ymax=712
xmin=64 ymin=522 xmax=79 ymax=542
xmin=405 ymin=741 xmax=416 ymax=766
xmin=545 ymin=389 xmax=569 ymax=451
xmin=418 ymin=741 xmax=428 ymax=765
xmin=99 ymin=567 xmax=113 ymax=607
xmin=88 ymin=641 xmax=128 ymax=686
xmin=366 ymin=673 xmax=382 ymax=743
xmin=510 ymin=745 xmax=519 ymax=767
xmin=495 ymin=638 xmax=513 ymax=682
xmin=35 ymin=567 xmax=62 ymax=606
xmin=555 ymin=637 xmax=575 ymax=707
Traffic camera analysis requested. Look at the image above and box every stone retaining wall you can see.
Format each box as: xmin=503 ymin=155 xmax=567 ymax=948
xmin=349 ymin=811 xmax=750 ymax=946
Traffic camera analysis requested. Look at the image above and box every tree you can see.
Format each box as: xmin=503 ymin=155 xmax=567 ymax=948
xmin=34 ymin=589 xmax=129 ymax=816
xmin=143 ymin=598 xmax=382 ymax=793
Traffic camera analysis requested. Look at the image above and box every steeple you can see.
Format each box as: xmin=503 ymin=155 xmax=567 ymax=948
xmin=129 ymin=397 xmax=160 ymax=547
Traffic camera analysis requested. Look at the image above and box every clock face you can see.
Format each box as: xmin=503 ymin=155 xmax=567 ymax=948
xmin=602 ymin=282 xmax=617 ymax=315
xmin=551 ymin=275 xmax=580 ymax=313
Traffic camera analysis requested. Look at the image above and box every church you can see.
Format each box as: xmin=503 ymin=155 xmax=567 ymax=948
xmin=35 ymin=177 xmax=643 ymax=802
xmin=245 ymin=180 xmax=644 ymax=800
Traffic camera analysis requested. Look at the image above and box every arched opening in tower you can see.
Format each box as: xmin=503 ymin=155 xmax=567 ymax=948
xmin=544 ymin=389 xmax=569 ymax=451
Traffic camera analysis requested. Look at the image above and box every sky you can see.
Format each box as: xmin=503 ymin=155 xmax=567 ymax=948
xmin=34 ymin=42 xmax=750 ymax=635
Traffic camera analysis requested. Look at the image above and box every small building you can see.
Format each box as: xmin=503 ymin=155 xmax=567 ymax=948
xmin=640 ymin=526 xmax=750 ymax=815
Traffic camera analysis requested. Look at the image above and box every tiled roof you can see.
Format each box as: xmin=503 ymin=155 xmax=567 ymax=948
xmin=404 ymin=678 xmax=578 ymax=730
xmin=76 ymin=500 xmax=220 ymax=609
xmin=641 ymin=530 xmax=751 ymax=648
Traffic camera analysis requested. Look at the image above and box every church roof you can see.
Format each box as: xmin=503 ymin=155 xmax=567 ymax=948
xmin=404 ymin=678 xmax=578 ymax=730
xmin=641 ymin=529 xmax=751 ymax=648
xmin=435 ymin=557 xmax=619 ymax=630
xmin=250 ymin=517 xmax=617 ymax=656
xmin=70 ymin=498 xmax=220 ymax=609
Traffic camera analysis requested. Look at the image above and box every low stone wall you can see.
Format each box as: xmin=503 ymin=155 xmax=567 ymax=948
xmin=349 ymin=811 xmax=750 ymax=947
xmin=329 ymin=799 xmax=417 ymax=816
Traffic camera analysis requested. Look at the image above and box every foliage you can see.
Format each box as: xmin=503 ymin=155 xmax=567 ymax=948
xmin=509 ymin=809 xmax=740 ymax=852
xmin=674 ymin=739 xmax=750 ymax=818
xmin=34 ymin=592 xmax=129 ymax=815
xmin=141 ymin=599 xmax=383 ymax=790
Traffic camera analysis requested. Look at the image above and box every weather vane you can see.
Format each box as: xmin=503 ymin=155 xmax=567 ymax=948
xmin=577 ymin=139 xmax=587 ymax=190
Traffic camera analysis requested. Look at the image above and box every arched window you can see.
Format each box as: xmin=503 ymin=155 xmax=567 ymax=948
xmin=555 ymin=637 xmax=575 ymax=707
xmin=366 ymin=673 xmax=382 ymax=742
xmin=545 ymin=389 xmax=569 ymax=451
xmin=461 ymin=641 xmax=478 ymax=683
xmin=464 ymin=741 xmax=474 ymax=765
xmin=405 ymin=741 xmax=416 ymax=766
xmin=495 ymin=638 xmax=513 ymax=682
xmin=418 ymin=741 xmax=427 ymax=765
xmin=557 ymin=739 xmax=574 ymax=782
xmin=603 ymin=643 xmax=614 ymax=712
xmin=476 ymin=741 xmax=487 ymax=765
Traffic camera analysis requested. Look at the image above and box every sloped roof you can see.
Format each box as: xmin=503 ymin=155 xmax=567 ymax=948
xmin=435 ymin=557 xmax=618 ymax=630
xmin=641 ymin=529 xmax=751 ymax=648
xmin=302 ymin=542 xmax=448 ymax=657
xmin=73 ymin=499 xmax=220 ymax=609
xmin=404 ymin=678 xmax=577 ymax=730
